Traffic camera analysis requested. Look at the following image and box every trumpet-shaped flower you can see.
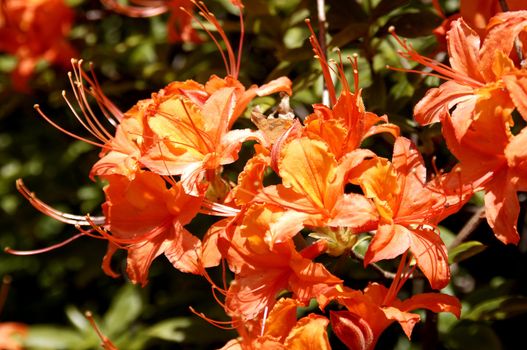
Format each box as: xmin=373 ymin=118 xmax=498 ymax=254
xmin=218 ymin=203 xmax=342 ymax=321
xmin=139 ymin=74 xmax=291 ymax=194
xmin=253 ymin=137 xmax=378 ymax=246
xmin=100 ymin=172 xmax=203 ymax=285
xmin=393 ymin=13 xmax=527 ymax=128
xmin=393 ymin=12 xmax=527 ymax=244
xmin=351 ymin=137 xmax=456 ymax=289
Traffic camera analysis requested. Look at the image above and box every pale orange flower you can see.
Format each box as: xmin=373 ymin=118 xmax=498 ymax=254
xmin=350 ymin=137 xmax=459 ymax=289
xmin=139 ymin=74 xmax=291 ymax=194
xmin=251 ymin=137 xmax=378 ymax=247
xmin=460 ymin=0 xmax=527 ymax=36
xmin=217 ymin=204 xmax=342 ymax=321
xmin=393 ymin=12 xmax=527 ymax=244
xmin=0 ymin=0 xmax=76 ymax=91
xmin=99 ymin=172 xmax=203 ymax=285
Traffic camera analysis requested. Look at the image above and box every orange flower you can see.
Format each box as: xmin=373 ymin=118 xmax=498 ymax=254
xmin=0 ymin=0 xmax=76 ymax=91
xmin=440 ymin=96 xmax=527 ymax=245
xmin=393 ymin=12 xmax=527 ymax=244
xmin=99 ymin=172 xmax=204 ymax=285
xmin=351 ymin=137 xmax=457 ymax=289
xmin=392 ymin=13 xmax=527 ymax=127
xmin=218 ymin=204 xmax=342 ymax=321
xmin=304 ymin=22 xmax=399 ymax=159
xmin=320 ymin=283 xmax=460 ymax=350
xmin=221 ymin=298 xmax=330 ymax=350
xmin=139 ymin=74 xmax=291 ymax=194
xmin=252 ymin=137 xmax=378 ymax=248
xmin=460 ymin=0 xmax=527 ymax=37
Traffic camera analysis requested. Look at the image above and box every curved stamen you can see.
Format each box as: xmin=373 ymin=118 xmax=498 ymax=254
xmin=189 ymin=306 xmax=239 ymax=330
xmin=305 ymin=19 xmax=337 ymax=106
xmin=16 ymin=179 xmax=105 ymax=226
xmin=192 ymin=1 xmax=239 ymax=77
xmin=180 ymin=4 xmax=232 ymax=76
xmin=85 ymin=311 xmax=118 ymax=350
xmin=388 ymin=27 xmax=484 ymax=88
xmin=34 ymin=104 xmax=107 ymax=149
xmin=5 ymin=232 xmax=87 ymax=256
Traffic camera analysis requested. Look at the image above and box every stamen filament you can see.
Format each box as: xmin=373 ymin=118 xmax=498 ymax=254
xmin=5 ymin=233 xmax=87 ymax=256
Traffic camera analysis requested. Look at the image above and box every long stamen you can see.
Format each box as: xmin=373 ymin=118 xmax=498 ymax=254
xmin=180 ymin=4 xmax=231 ymax=76
xmin=69 ymin=60 xmax=122 ymax=134
xmin=189 ymin=306 xmax=238 ymax=330
xmin=16 ymin=179 xmax=105 ymax=226
xmin=193 ymin=1 xmax=238 ymax=76
xmin=5 ymin=233 xmax=87 ymax=256
xmin=87 ymin=62 xmax=123 ymax=124
xmin=387 ymin=27 xmax=484 ymax=88
xmin=383 ymin=249 xmax=408 ymax=305
xmin=86 ymin=215 xmax=172 ymax=246
xmin=85 ymin=311 xmax=118 ymax=350
xmin=235 ymin=3 xmax=245 ymax=78
xmin=69 ymin=65 xmax=112 ymax=141
xmin=34 ymin=104 xmax=107 ymax=149
xmin=305 ymin=19 xmax=337 ymax=106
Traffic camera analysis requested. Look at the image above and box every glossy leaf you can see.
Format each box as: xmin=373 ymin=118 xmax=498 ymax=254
xmin=448 ymin=241 xmax=487 ymax=264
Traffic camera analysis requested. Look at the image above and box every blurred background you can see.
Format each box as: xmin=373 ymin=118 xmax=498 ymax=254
xmin=1 ymin=0 xmax=527 ymax=348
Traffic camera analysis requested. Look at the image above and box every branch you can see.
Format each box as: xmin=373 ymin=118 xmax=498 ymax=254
xmin=316 ymin=0 xmax=330 ymax=106
xmin=448 ymin=206 xmax=486 ymax=249
xmin=349 ymin=249 xmax=397 ymax=279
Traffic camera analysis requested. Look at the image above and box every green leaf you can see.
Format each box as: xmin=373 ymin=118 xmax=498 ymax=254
xmin=449 ymin=241 xmax=487 ymax=264
xmin=444 ymin=320 xmax=503 ymax=350
xmin=328 ymin=22 xmax=369 ymax=48
xmin=146 ymin=318 xmax=192 ymax=342
xmin=439 ymin=225 xmax=456 ymax=248
xmin=371 ymin=0 xmax=409 ymax=19
xmin=103 ymin=284 xmax=143 ymax=336
xmin=65 ymin=305 xmax=91 ymax=333
xmin=24 ymin=326 xmax=85 ymax=350
xmin=464 ymin=296 xmax=527 ymax=321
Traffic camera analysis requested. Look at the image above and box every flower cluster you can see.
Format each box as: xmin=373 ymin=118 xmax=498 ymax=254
xmin=10 ymin=1 xmax=527 ymax=349
xmin=0 ymin=0 xmax=76 ymax=91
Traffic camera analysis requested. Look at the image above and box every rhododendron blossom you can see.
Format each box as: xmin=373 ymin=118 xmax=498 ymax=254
xmin=392 ymin=11 xmax=527 ymax=245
